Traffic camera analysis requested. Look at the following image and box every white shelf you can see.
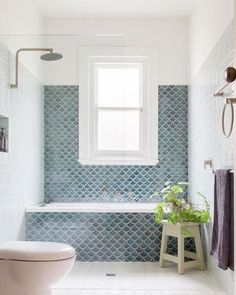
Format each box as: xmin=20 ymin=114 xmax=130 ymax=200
xmin=0 ymin=151 xmax=9 ymax=162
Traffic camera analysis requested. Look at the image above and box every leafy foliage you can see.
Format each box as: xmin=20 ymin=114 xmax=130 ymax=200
xmin=154 ymin=182 xmax=209 ymax=225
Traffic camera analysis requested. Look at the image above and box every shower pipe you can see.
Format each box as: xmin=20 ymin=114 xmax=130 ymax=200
xmin=11 ymin=48 xmax=52 ymax=89
xmin=11 ymin=48 xmax=63 ymax=89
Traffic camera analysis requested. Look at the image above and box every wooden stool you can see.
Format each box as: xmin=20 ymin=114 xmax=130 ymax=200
xmin=159 ymin=220 xmax=205 ymax=274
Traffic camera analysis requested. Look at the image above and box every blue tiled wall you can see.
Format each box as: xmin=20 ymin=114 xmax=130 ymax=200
xmin=26 ymin=84 xmax=190 ymax=262
xmin=44 ymin=85 xmax=188 ymax=202
xmin=26 ymin=212 xmax=195 ymax=262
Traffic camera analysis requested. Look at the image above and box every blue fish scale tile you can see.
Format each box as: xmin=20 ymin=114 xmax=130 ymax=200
xmin=44 ymin=85 xmax=188 ymax=202
xmin=35 ymin=84 xmax=192 ymax=261
xmin=26 ymin=212 xmax=195 ymax=262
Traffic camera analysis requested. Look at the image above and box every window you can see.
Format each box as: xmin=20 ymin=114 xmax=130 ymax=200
xmin=95 ymin=63 xmax=142 ymax=153
xmin=79 ymin=47 xmax=158 ymax=165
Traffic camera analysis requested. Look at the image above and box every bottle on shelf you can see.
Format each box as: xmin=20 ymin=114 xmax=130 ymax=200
xmin=0 ymin=128 xmax=7 ymax=152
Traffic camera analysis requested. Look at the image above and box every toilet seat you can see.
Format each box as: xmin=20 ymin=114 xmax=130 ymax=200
xmin=0 ymin=241 xmax=75 ymax=262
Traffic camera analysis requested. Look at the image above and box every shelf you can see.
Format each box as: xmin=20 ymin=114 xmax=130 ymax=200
xmin=0 ymin=151 xmax=9 ymax=162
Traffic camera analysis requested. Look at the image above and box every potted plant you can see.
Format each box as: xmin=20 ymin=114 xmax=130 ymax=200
xmin=155 ymin=182 xmax=210 ymax=225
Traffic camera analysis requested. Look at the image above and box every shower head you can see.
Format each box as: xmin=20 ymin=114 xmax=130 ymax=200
xmin=40 ymin=52 xmax=63 ymax=61
xmin=11 ymin=48 xmax=63 ymax=88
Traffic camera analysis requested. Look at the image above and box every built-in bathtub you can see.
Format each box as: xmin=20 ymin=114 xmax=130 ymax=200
xmin=26 ymin=202 xmax=195 ymax=262
xmin=26 ymin=202 xmax=157 ymax=213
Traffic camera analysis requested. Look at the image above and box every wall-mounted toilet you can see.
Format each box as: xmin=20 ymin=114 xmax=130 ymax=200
xmin=0 ymin=241 xmax=76 ymax=295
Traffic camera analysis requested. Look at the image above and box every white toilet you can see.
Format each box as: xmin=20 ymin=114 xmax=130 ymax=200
xmin=0 ymin=241 xmax=76 ymax=295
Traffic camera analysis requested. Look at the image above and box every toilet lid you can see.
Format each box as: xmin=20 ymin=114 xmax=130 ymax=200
xmin=0 ymin=241 xmax=76 ymax=262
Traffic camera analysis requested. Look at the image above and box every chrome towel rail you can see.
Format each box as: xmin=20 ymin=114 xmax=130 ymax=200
xmin=204 ymin=159 xmax=234 ymax=174
xmin=214 ymin=67 xmax=236 ymax=138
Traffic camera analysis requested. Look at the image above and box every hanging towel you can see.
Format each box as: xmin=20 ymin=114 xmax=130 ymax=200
xmin=210 ymin=169 xmax=234 ymax=271
xmin=229 ymin=173 xmax=234 ymax=271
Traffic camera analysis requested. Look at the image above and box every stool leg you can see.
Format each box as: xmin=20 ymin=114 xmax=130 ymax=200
xmin=177 ymin=229 xmax=185 ymax=275
xmin=194 ymin=226 xmax=205 ymax=270
xmin=159 ymin=226 xmax=168 ymax=268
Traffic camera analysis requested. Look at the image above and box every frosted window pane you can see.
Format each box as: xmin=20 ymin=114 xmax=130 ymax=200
xmin=97 ymin=67 xmax=140 ymax=107
xmin=97 ymin=110 xmax=140 ymax=151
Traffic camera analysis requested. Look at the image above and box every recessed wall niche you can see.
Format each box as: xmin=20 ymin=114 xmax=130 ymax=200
xmin=0 ymin=115 xmax=9 ymax=153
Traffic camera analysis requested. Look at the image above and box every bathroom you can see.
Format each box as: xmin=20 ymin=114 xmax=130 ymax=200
xmin=0 ymin=0 xmax=235 ymax=294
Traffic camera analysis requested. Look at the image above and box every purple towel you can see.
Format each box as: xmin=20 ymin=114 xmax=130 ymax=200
xmin=210 ymin=169 xmax=234 ymax=271
xmin=229 ymin=173 xmax=234 ymax=271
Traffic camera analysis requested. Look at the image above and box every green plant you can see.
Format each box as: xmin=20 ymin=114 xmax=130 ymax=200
xmin=154 ymin=182 xmax=210 ymax=225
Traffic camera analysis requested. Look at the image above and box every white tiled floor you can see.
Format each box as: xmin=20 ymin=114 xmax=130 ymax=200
xmin=53 ymin=262 xmax=227 ymax=295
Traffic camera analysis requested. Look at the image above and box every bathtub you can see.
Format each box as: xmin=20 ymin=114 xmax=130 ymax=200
xmin=26 ymin=202 xmax=157 ymax=213
xmin=25 ymin=202 xmax=195 ymax=261
xmin=25 ymin=202 xmax=163 ymax=262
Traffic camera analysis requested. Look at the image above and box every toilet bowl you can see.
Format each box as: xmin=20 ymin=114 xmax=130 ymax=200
xmin=0 ymin=241 xmax=76 ymax=295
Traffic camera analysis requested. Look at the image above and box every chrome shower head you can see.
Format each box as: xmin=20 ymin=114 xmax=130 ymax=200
xmin=40 ymin=52 xmax=63 ymax=61
xmin=11 ymin=48 xmax=63 ymax=88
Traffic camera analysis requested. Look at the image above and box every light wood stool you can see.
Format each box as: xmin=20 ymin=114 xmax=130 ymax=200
xmin=159 ymin=220 xmax=205 ymax=274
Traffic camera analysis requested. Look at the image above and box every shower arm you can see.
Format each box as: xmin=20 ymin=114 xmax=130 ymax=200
xmin=11 ymin=48 xmax=53 ymax=89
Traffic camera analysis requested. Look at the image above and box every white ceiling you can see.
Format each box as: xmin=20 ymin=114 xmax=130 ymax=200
xmin=33 ymin=0 xmax=195 ymax=18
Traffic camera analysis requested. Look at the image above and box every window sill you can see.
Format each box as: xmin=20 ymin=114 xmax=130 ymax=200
xmin=78 ymin=158 xmax=158 ymax=166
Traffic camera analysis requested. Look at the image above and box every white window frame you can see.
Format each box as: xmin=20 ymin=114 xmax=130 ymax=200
xmin=79 ymin=47 xmax=158 ymax=166
xmin=94 ymin=62 xmax=144 ymax=156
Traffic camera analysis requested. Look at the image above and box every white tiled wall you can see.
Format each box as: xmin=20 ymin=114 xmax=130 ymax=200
xmin=189 ymin=23 xmax=234 ymax=294
xmin=0 ymin=43 xmax=44 ymax=243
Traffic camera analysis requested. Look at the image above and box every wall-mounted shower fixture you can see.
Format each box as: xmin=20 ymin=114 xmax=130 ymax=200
xmin=214 ymin=66 xmax=236 ymax=97
xmin=11 ymin=48 xmax=63 ymax=89
xmin=214 ymin=66 xmax=236 ymax=138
